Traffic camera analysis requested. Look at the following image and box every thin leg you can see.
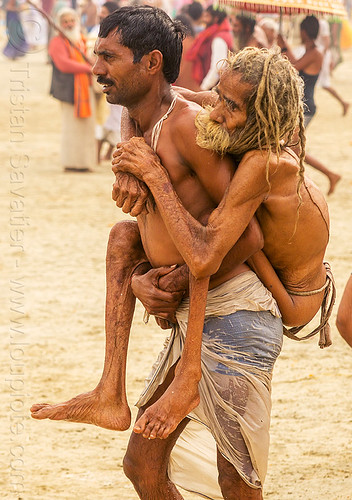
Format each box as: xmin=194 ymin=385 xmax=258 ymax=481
xmin=124 ymin=364 xmax=188 ymax=500
xmin=134 ymin=273 xmax=209 ymax=440
xmin=31 ymin=220 xmax=148 ymax=430
xmin=217 ymin=449 xmax=263 ymax=500
xmin=304 ymin=152 xmax=341 ymax=195
xmin=323 ymin=86 xmax=349 ymax=115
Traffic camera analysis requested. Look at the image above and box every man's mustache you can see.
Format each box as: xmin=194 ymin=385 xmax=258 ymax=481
xmin=97 ymin=76 xmax=114 ymax=86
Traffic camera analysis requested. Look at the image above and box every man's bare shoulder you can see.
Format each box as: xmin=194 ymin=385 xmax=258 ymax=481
xmin=171 ymin=96 xmax=202 ymax=137
xmin=166 ymin=96 xmax=234 ymax=173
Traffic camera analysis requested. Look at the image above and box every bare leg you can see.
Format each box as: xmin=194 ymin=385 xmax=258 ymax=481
xmin=31 ymin=221 xmax=148 ymax=430
xmin=217 ymin=450 xmax=263 ymax=500
xmin=124 ymin=365 xmax=188 ymax=499
xmin=134 ymin=274 xmax=209 ymax=440
xmin=323 ymin=86 xmax=349 ymax=116
xmin=104 ymin=144 xmax=114 ymax=161
xmin=97 ymin=139 xmax=103 ymax=164
xmin=304 ymin=152 xmax=341 ymax=195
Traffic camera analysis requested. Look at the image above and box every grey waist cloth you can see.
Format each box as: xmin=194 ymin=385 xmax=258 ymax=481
xmin=136 ymin=270 xmax=283 ymax=498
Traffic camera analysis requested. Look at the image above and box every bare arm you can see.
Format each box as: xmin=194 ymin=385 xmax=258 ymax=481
xmin=173 ymin=86 xmax=218 ymax=107
xmin=113 ymin=139 xmax=269 ymax=278
xmin=112 ymin=108 xmax=152 ymax=216
xmin=277 ymin=34 xmax=323 ymax=72
xmin=336 ymin=275 xmax=352 ymax=347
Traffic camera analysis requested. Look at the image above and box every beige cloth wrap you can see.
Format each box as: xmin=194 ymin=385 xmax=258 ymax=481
xmin=60 ymin=87 xmax=96 ymax=169
xmin=137 ymin=271 xmax=281 ymax=498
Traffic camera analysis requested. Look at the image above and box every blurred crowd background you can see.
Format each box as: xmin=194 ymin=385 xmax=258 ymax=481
xmin=1 ymin=0 xmax=351 ymax=174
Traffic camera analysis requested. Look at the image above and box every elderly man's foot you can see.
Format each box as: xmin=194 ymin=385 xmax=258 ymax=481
xmin=327 ymin=173 xmax=341 ymax=195
xmin=30 ymin=389 xmax=131 ymax=431
xmin=133 ymin=376 xmax=200 ymax=440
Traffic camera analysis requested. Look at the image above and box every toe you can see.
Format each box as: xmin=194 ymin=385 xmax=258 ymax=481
xmin=156 ymin=424 xmax=167 ymax=439
xmin=30 ymin=403 xmax=49 ymax=412
xmin=160 ymin=424 xmax=173 ymax=440
xmin=144 ymin=421 xmax=161 ymax=440
xmin=133 ymin=413 xmax=149 ymax=434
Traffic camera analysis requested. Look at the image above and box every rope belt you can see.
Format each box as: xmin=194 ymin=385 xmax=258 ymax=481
xmin=283 ymin=262 xmax=336 ymax=348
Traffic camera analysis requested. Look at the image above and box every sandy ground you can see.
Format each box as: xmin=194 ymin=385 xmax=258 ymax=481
xmin=1 ymin=27 xmax=352 ymax=500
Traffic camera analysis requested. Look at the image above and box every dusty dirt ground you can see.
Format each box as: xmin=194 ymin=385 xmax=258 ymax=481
xmin=1 ymin=28 xmax=352 ymax=500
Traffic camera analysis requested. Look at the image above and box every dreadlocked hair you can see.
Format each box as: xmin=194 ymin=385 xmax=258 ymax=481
xmin=224 ymin=47 xmax=306 ymax=203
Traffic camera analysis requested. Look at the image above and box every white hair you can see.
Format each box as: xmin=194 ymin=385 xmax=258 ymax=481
xmin=56 ymin=7 xmax=79 ymax=24
xmin=258 ymin=17 xmax=279 ymax=34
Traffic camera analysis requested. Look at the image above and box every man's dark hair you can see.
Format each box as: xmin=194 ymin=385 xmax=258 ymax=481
xmin=102 ymin=1 xmax=120 ymax=15
xmin=206 ymin=5 xmax=227 ymax=25
xmin=187 ymin=1 xmax=203 ymax=22
xmin=99 ymin=5 xmax=185 ymax=83
xmin=300 ymin=15 xmax=319 ymax=40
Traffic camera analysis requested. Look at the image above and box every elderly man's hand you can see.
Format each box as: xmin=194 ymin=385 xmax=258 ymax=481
xmin=112 ymin=137 xmax=164 ymax=183
xmin=112 ymin=171 xmax=151 ymax=217
xmin=131 ymin=265 xmax=187 ymax=325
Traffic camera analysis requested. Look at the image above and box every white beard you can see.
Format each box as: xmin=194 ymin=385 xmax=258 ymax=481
xmin=61 ymin=26 xmax=81 ymax=43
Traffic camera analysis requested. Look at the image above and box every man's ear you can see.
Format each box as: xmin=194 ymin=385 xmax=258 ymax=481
xmin=143 ymin=50 xmax=163 ymax=75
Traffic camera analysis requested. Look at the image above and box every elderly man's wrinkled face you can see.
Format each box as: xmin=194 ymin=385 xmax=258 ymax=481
xmin=60 ymin=13 xmax=80 ymax=42
xmin=60 ymin=13 xmax=76 ymax=31
xmin=210 ymin=71 xmax=250 ymax=132
xmin=195 ymin=70 xmax=253 ymax=156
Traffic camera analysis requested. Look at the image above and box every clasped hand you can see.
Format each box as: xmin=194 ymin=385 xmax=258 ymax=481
xmin=112 ymin=137 xmax=163 ymax=217
xmin=131 ymin=265 xmax=188 ymax=329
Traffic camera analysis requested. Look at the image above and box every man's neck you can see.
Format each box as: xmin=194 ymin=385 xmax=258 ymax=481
xmin=127 ymin=84 xmax=175 ymax=138
xmin=305 ymin=39 xmax=316 ymax=51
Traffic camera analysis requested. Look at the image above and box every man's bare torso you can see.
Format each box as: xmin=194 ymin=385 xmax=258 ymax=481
xmin=136 ymin=97 xmax=249 ymax=286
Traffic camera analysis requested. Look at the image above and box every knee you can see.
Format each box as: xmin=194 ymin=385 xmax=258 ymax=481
xmin=123 ymin=451 xmax=139 ymax=485
xmin=123 ymin=449 xmax=158 ymax=492
xmin=107 ymin=221 xmax=142 ymax=261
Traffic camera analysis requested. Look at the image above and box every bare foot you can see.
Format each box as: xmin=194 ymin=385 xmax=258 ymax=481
xmin=343 ymin=102 xmax=350 ymax=116
xmin=30 ymin=389 xmax=131 ymax=431
xmin=327 ymin=173 xmax=341 ymax=195
xmin=133 ymin=376 xmax=200 ymax=440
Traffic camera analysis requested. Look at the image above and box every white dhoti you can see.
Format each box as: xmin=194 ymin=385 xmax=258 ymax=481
xmin=137 ymin=271 xmax=283 ymax=498
xmin=60 ymin=88 xmax=96 ymax=169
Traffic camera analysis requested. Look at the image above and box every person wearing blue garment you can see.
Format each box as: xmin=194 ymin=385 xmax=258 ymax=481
xmin=3 ymin=0 xmax=28 ymax=60
xmin=278 ymin=15 xmax=341 ymax=195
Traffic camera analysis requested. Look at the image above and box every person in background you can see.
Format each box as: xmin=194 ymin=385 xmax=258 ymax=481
xmin=316 ymin=17 xmax=349 ymax=116
xmin=3 ymin=0 xmax=28 ymax=59
xmin=89 ymin=0 xmax=122 ymax=163
xmin=231 ymin=13 xmax=268 ymax=50
xmin=186 ymin=1 xmax=204 ymax=35
xmin=81 ymin=0 xmax=97 ymax=33
xmin=258 ymin=17 xmax=279 ymax=48
xmin=173 ymin=13 xmax=199 ymax=90
xmin=336 ymin=274 xmax=352 ymax=348
xmin=278 ymin=15 xmax=341 ymax=195
xmin=49 ymin=7 xmax=96 ymax=172
xmin=185 ymin=5 xmax=233 ymax=91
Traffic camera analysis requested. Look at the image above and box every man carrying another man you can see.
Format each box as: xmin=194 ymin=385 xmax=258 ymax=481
xmin=31 ymin=6 xmax=334 ymax=500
